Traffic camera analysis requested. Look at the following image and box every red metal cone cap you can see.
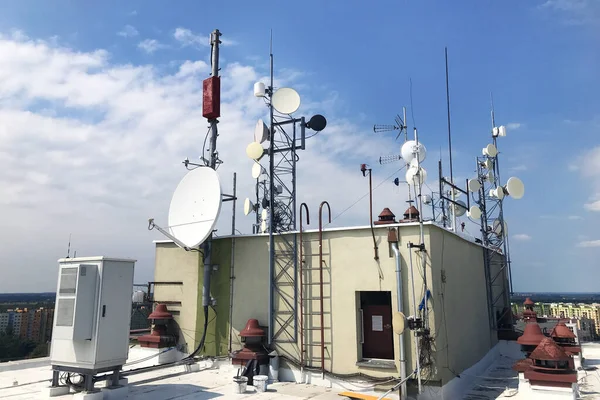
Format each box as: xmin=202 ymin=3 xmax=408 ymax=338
xmin=517 ymin=322 xmax=546 ymax=346
xmin=148 ymin=304 xmax=173 ymax=320
xmin=240 ymin=318 xmax=265 ymax=337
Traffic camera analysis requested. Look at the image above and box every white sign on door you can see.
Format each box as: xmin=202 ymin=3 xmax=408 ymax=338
xmin=372 ymin=315 xmax=383 ymax=331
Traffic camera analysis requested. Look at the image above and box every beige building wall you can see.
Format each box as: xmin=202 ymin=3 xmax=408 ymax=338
xmin=153 ymin=242 xmax=201 ymax=352
xmin=427 ymin=228 xmax=496 ymax=384
xmin=154 ymin=222 xmax=497 ymax=385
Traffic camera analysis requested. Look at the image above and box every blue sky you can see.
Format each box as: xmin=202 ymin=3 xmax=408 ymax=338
xmin=0 ymin=0 xmax=598 ymax=292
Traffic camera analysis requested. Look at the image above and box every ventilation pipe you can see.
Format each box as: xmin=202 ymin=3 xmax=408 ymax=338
xmin=388 ymin=228 xmax=407 ymax=399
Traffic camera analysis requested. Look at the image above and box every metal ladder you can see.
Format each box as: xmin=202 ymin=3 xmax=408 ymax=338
xmin=299 ymin=202 xmax=333 ymax=374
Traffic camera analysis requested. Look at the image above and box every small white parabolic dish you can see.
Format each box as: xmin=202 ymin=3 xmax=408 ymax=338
xmin=246 ymin=142 xmax=265 ymax=161
xmin=506 ymin=177 xmax=525 ymax=199
xmin=468 ymin=205 xmax=482 ymax=220
xmin=244 ymin=198 xmax=253 ymax=216
xmin=272 ymin=87 xmax=301 ymax=114
xmin=483 ymin=143 xmax=498 ymax=157
xmin=168 ymin=167 xmax=222 ymax=249
xmin=401 ymin=140 xmax=427 ymax=164
xmin=468 ymin=178 xmax=481 ymax=193
xmin=251 ymin=162 xmax=263 ymax=179
xmin=254 ymin=119 xmax=269 ymax=144
xmin=406 ymin=166 xmax=427 ymax=186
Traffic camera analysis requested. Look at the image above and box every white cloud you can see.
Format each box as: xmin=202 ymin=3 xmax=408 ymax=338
xmin=584 ymin=200 xmax=600 ymax=211
xmin=508 ymin=164 xmax=527 ymax=172
xmin=506 ymin=122 xmax=521 ymax=130
xmin=513 ymin=234 xmax=532 ymax=241
xmin=578 ymin=240 xmax=600 ymax=248
xmin=138 ymin=39 xmax=166 ymax=54
xmin=568 ymin=215 xmax=583 ymax=220
xmin=539 ymin=0 xmax=600 ymax=25
xmin=0 ymin=32 xmax=406 ymax=291
xmin=118 ymin=25 xmax=139 ymax=38
xmin=174 ymin=27 xmax=237 ymax=48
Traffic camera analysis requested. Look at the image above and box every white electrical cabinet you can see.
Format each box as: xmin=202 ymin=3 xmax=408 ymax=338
xmin=50 ymin=256 xmax=136 ymax=373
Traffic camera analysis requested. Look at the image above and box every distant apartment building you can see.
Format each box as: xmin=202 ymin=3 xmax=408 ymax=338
xmin=550 ymin=303 xmax=600 ymax=335
xmin=0 ymin=313 xmax=9 ymax=333
xmin=1 ymin=308 xmax=54 ymax=343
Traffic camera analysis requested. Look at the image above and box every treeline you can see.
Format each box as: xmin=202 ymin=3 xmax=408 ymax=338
xmin=0 ymin=328 xmax=49 ymax=362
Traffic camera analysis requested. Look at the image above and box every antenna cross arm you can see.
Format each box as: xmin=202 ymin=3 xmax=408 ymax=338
xmin=147 ymin=218 xmax=193 ymax=251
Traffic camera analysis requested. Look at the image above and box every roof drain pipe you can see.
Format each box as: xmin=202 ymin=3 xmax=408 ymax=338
xmin=388 ymin=228 xmax=407 ymax=400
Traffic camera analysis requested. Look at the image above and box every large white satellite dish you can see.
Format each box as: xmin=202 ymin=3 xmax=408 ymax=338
xmin=401 ymin=140 xmax=427 ymax=164
xmin=272 ymin=87 xmax=301 ymax=114
xmin=254 ymin=119 xmax=269 ymax=144
xmin=506 ymin=177 xmax=525 ymax=199
xmin=168 ymin=167 xmax=222 ymax=249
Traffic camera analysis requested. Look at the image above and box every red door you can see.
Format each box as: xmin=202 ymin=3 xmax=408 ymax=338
xmin=362 ymin=304 xmax=394 ymax=359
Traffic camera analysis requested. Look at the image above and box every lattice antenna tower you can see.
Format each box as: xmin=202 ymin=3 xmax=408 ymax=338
xmin=470 ymin=99 xmax=525 ymax=333
xmin=244 ymin=32 xmax=328 ymax=346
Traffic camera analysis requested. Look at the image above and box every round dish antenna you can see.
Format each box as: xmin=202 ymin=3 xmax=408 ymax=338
xmin=468 ymin=179 xmax=481 ymax=193
xmin=306 ymin=114 xmax=327 ymax=132
xmin=467 ymin=205 xmax=481 ymax=220
xmin=489 ymin=187 xmax=505 ymax=200
xmin=244 ymin=198 xmax=255 ymax=216
xmin=401 ymin=140 xmax=427 ymax=164
xmin=392 ymin=312 xmax=406 ymax=335
xmin=254 ymin=119 xmax=269 ymax=144
xmin=406 ymin=166 xmax=427 ymax=186
xmin=482 ymin=143 xmax=498 ymax=157
xmin=168 ymin=167 xmax=222 ymax=249
xmin=251 ymin=162 xmax=264 ymax=179
xmin=246 ymin=142 xmax=265 ymax=161
xmin=493 ymin=219 xmax=508 ymax=237
xmin=423 ymin=194 xmax=432 ymax=205
xmin=486 ymin=171 xmax=494 ymax=182
xmin=272 ymin=87 xmax=301 ymax=114
xmin=505 ymin=177 xmax=525 ymax=199
xmin=453 ymin=200 xmax=467 ymax=217
xmin=484 ymin=159 xmax=494 ymax=170
xmin=498 ymin=125 xmax=507 ymax=137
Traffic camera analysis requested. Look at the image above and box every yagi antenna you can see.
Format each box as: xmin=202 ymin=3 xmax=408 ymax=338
xmin=66 ymin=234 xmax=71 ymax=258
xmin=373 ymin=107 xmax=408 ymax=141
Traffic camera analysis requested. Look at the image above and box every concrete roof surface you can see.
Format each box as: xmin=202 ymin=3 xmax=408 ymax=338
xmin=2 ymin=342 xmax=600 ymax=399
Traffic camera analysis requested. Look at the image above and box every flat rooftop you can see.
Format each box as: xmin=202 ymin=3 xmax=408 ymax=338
xmin=2 ymin=342 xmax=599 ymax=399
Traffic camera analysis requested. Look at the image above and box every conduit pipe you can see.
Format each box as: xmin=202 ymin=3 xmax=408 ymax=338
xmin=388 ymin=229 xmax=407 ymax=400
